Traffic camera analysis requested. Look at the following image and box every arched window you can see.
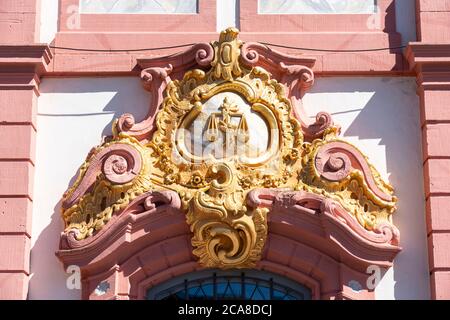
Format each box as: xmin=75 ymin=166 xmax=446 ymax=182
xmin=146 ymin=270 xmax=312 ymax=300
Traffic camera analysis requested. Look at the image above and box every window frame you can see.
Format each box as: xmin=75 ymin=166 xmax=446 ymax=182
xmin=240 ymin=0 xmax=395 ymax=33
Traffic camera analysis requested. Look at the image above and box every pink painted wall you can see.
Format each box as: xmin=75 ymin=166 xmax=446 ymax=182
xmin=0 ymin=0 xmax=50 ymax=299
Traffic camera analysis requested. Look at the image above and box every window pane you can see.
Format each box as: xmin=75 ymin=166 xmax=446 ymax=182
xmin=79 ymin=0 xmax=198 ymax=14
xmin=258 ymin=0 xmax=376 ymax=14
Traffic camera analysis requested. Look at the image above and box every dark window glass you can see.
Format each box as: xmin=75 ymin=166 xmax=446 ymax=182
xmin=146 ymin=269 xmax=312 ymax=300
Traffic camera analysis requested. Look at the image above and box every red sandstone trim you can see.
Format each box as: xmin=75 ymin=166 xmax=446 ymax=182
xmin=47 ymin=0 xmax=406 ymax=75
xmin=0 ymin=0 xmax=52 ymax=299
xmin=57 ymin=189 xmax=399 ymax=300
xmin=407 ymin=0 xmax=450 ymax=299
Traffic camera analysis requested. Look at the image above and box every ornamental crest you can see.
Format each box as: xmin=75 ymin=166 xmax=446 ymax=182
xmin=60 ymin=29 xmax=399 ymax=269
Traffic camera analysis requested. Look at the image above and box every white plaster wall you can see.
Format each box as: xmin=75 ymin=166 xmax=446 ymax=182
xmin=39 ymin=0 xmax=59 ymax=43
xmin=31 ymin=76 xmax=429 ymax=299
xmin=303 ymin=77 xmax=429 ymax=300
xmin=30 ymin=78 xmax=150 ymax=299
xmin=217 ymin=0 xmax=239 ymax=31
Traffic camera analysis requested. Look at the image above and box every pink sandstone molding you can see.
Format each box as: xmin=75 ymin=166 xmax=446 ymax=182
xmin=407 ymin=38 xmax=450 ymax=298
xmin=51 ymin=0 xmax=406 ymax=75
xmin=57 ymin=188 xmax=397 ymax=299
xmin=0 ymin=1 xmax=40 ymax=44
xmin=247 ymin=189 xmax=400 ymax=251
xmin=0 ymin=0 xmax=52 ymax=300
xmin=415 ymin=0 xmax=450 ymax=44
xmin=405 ymin=0 xmax=450 ymax=299
xmin=59 ymin=190 xmax=181 ymax=251
xmin=51 ymin=33 xmax=407 ymax=75
xmin=117 ymin=66 xmax=173 ymax=141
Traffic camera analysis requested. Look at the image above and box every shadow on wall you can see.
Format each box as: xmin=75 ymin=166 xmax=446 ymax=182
xmin=29 ymin=199 xmax=74 ymax=299
xmin=346 ymin=79 xmax=429 ymax=300
xmin=29 ymin=78 xmax=150 ymax=299
xmin=35 ymin=77 xmax=151 ymax=138
xmin=303 ymin=77 xmax=429 ymax=300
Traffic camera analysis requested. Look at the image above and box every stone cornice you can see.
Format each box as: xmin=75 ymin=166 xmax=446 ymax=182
xmin=0 ymin=44 xmax=53 ymax=92
xmin=0 ymin=44 xmax=53 ymax=75
xmin=406 ymin=43 xmax=450 ymax=90
xmin=406 ymin=43 xmax=450 ymax=69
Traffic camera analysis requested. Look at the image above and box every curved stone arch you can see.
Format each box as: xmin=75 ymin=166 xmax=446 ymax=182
xmin=125 ymin=242 xmax=325 ymax=300
xmin=58 ymin=190 xmax=386 ymax=300
xmin=77 ymin=233 xmax=325 ymax=300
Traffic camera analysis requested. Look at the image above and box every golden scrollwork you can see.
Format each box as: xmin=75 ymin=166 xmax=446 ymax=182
xmin=298 ymin=129 xmax=396 ymax=230
xmin=61 ymin=28 xmax=398 ymax=268
xmin=62 ymin=134 xmax=154 ymax=240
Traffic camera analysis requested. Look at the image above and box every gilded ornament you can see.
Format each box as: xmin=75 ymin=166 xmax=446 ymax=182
xmin=61 ymin=29 xmax=398 ymax=269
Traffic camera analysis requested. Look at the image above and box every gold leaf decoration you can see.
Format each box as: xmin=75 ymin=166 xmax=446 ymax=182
xmin=61 ymin=29 xmax=397 ymax=269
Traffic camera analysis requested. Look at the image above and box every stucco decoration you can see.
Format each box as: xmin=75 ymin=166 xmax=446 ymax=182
xmin=258 ymin=0 xmax=376 ymax=14
xmin=59 ymin=29 xmax=399 ymax=269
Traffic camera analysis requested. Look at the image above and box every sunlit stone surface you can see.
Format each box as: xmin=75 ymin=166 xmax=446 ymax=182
xmin=80 ymin=0 xmax=197 ymax=14
xmin=182 ymin=92 xmax=270 ymax=161
xmin=258 ymin=0 xmax=376 ymax=14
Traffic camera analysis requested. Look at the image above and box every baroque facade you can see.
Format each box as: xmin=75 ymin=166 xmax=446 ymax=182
xmin=0 ymin=0 xmax=449 ymax=300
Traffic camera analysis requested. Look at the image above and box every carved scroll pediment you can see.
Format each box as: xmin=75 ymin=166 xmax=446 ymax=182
xmin=60 ymin=29 xmax=399 ymax=269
